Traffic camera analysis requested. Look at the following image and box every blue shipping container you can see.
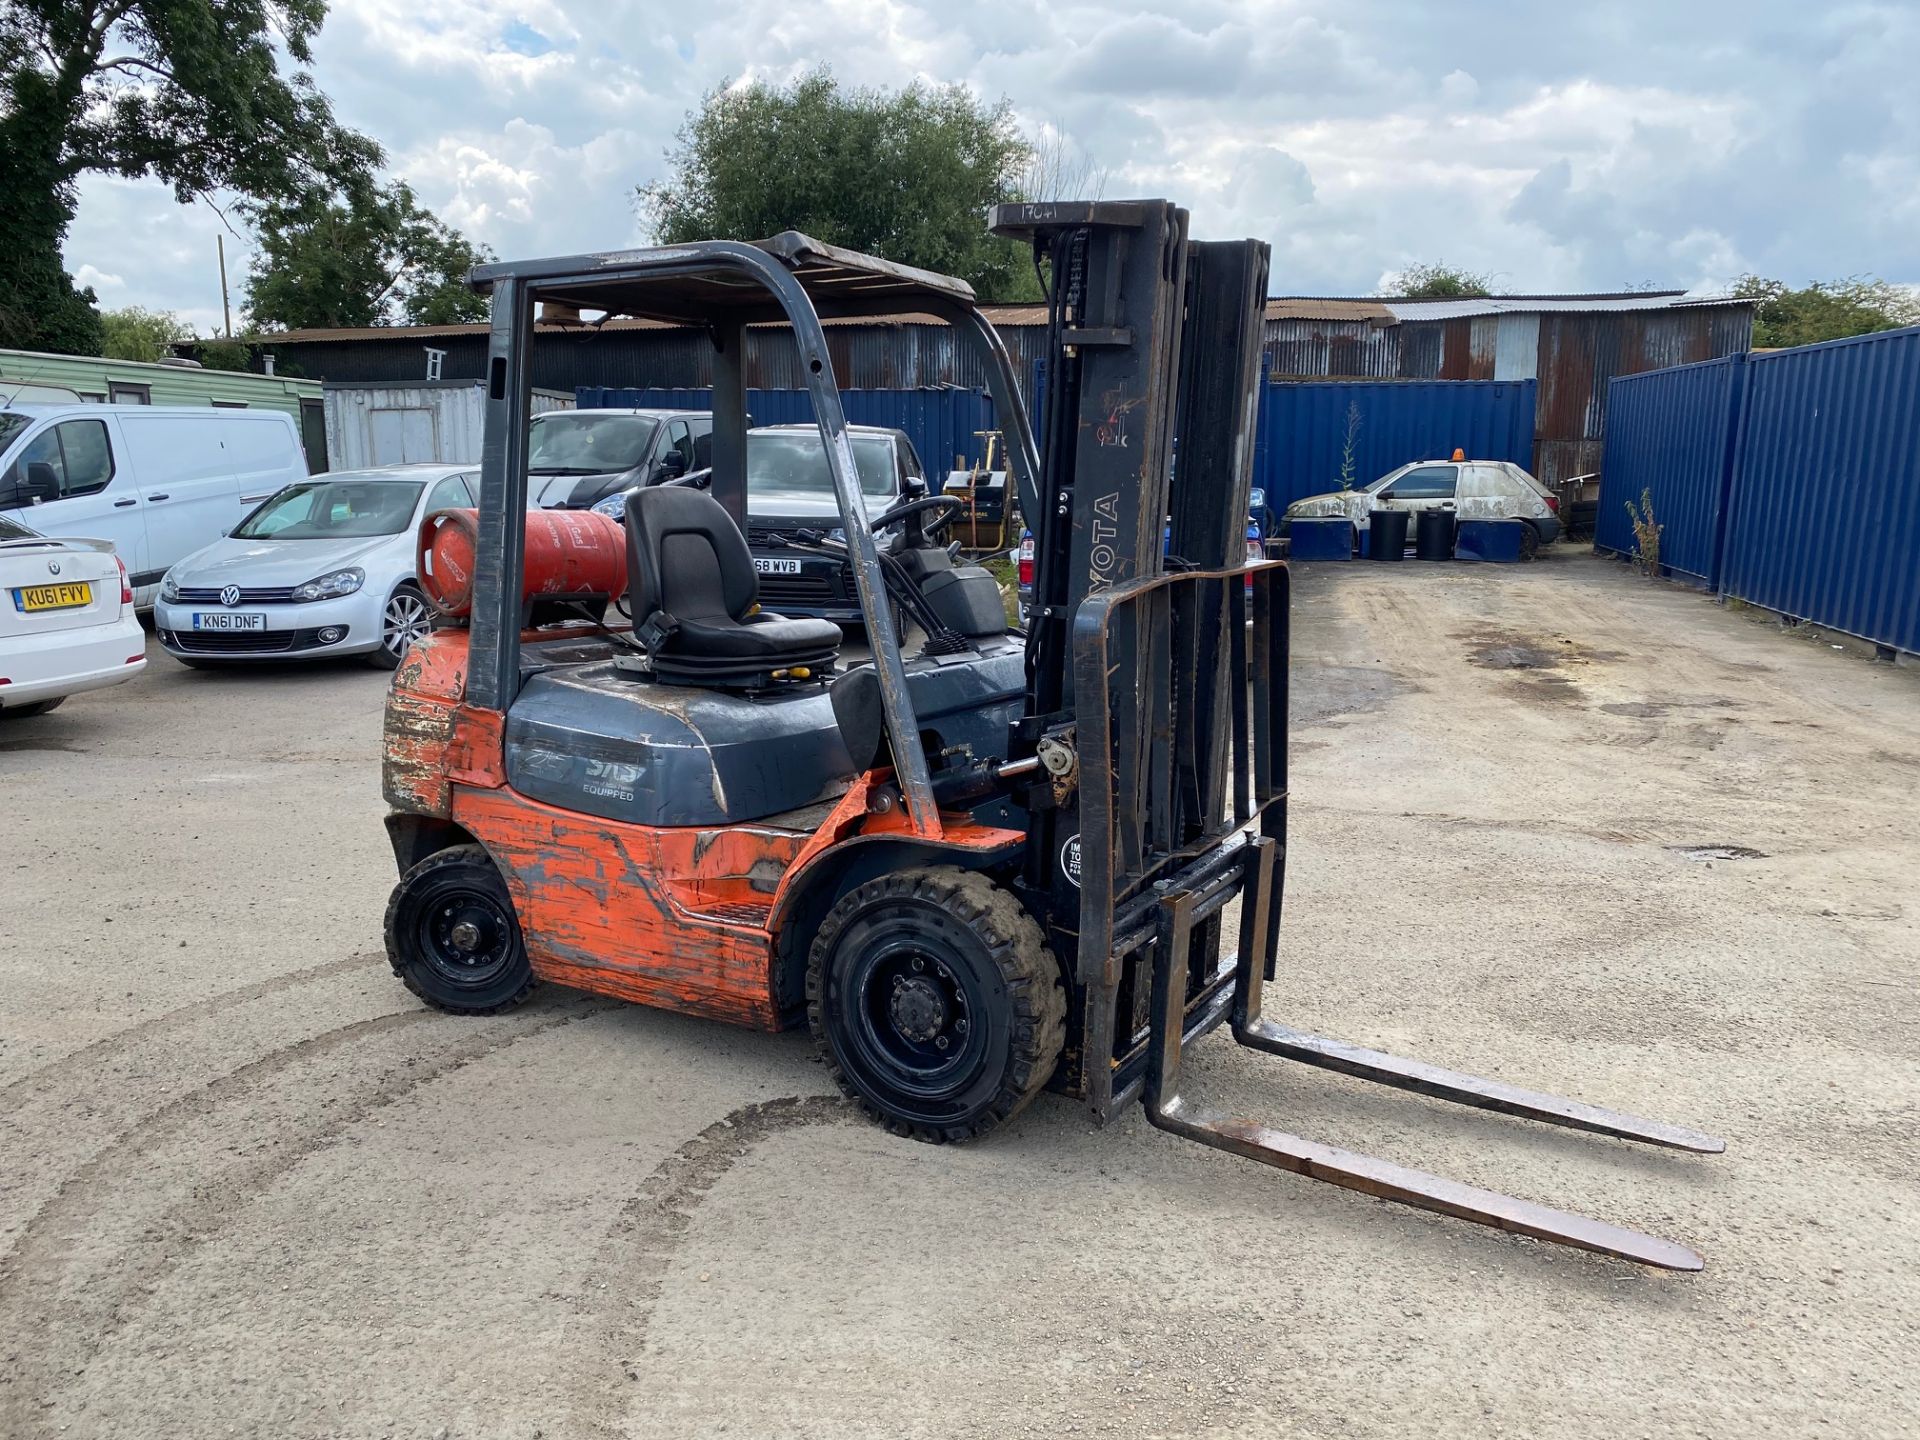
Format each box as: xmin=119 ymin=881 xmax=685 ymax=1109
xmin=1595 ymin=355 xmax=1747 ymax=586
xmin=1031 ymin=366 xmax=1537 ymax=525
xmin=1255 ymin=380 xmax=1537 ymax=512
xmin=1722 ymin=326 xmax=1920 ymax=654
xmin=575 ymin=386 xmax=997 ymax=480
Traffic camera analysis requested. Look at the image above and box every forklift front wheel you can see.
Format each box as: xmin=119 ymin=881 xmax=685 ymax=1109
xmin=807 ymin=867 xmax=1065 ymax=1144
xmin=385 ymin=844 xmax=536 ymax=1015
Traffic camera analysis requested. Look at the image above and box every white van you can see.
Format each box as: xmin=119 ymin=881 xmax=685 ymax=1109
xmin=0 ymin=405 xmax=307 ymax=607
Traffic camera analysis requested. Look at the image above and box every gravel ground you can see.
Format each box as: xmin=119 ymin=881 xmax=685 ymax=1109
xmin=2 ymin=549 xmax=1915 ymax=1439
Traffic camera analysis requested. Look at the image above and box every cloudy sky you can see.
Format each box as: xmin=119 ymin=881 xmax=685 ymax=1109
xmin=62 ymin=0 xmax=1920 ymax=334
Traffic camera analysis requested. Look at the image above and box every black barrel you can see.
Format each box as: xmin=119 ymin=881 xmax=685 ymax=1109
xmin=1415 ymin=508 xmax=1457 ymax=560
xmin=1368 ymin=507 xmax=1409 ymax=561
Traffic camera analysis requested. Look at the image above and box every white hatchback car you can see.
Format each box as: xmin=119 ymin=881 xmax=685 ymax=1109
xmin=0 ymin=512 xmax=146 ymax=717
xmin=154 ymin=465 xmax=477 ymax=669
xmin=1284 ymin=458 xmax=1562 ymax=558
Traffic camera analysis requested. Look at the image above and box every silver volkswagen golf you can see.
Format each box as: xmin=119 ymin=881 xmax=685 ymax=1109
xmin=153 ymin=465 xmax=476 ymax=669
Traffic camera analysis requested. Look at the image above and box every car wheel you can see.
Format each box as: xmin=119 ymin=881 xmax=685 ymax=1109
xmin=373 ymin=583 xmax=433 ymax=669
xmin=384 ymin=844 xmax=536 ymax=1015
xmin=807 ymin=867 xmax=1066 ymax=1143
xmin=1516 ymin=521 xmax=1541 ymax=561
xmin=0 ymin=697 xmax=65 ymax=719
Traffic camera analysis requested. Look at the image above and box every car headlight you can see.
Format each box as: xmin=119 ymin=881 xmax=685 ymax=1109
xmin=590 ymin=492 xmax=630 ymax=520
xmin=160 ymin=572 xmax=180 ymax=603
xmin=291 ymin=567 xmax=365 ymax=602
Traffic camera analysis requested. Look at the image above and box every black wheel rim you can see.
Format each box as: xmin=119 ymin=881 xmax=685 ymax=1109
xmin=414 ymin=886 xmax=518 ymax=989
xmin=830 ymin=901 xmax=1003 ymax=1122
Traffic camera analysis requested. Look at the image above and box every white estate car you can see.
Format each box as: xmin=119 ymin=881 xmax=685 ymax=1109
xmin=154 ymin=464 xmax=477 ymax=669
xmin=1284 ymin=458 xmax=1562 ymax=558
xmin=0 ymin=512 xmax=146 ymax=717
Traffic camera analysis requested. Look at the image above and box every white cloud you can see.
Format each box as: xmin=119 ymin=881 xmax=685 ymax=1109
xmin=57 ymin=0 xmax=1920 ymax=325
xmin=73 ymin=264 xmax=124 ymax=292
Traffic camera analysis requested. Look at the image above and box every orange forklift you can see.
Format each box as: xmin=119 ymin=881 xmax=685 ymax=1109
xmin=380 ymin=202 xmax=1721 ymax=1269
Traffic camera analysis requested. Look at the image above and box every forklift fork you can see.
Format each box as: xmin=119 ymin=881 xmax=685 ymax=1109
xmin=1142 ymin=838 xmax=1722 ymax=1271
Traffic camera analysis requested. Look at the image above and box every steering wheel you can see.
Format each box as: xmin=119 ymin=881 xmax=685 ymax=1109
xmin=870 ymin=493 xmax=964 ymax=535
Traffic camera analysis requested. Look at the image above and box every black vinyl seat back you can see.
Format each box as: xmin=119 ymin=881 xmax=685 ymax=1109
xmin=627 ymin=485 xmax=759 ymax=625
xmin=625 ymin=486 xmax=842 ymax=686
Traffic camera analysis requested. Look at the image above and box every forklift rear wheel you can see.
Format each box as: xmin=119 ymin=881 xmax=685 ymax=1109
xmin=807 ymin=867 xmax=1065 ymax=1143
xmin=385 ymin=844 xmax=536 ymax=1014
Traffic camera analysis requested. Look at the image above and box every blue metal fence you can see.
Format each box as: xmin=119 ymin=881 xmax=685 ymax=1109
xmin=1598 ymin=324 xmax=1920 ymax=655
xmin=1721 ymin=328 xmax=1920 ymax=653
xmin=1593 ymin=356 xmax=1747 ymax=586
xmin=1032 ymin=364 xmax=1536 ymax=518
xmin=1255 ymin=380 xmax=1538 ymax=510
xmin=575 ymin=386 xmax=997 ymax=478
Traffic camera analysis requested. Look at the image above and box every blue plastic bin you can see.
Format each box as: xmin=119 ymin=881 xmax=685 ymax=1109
xmin=1455 ymin=519 xmax=1527 ymax=562
xmin=1287 ymin=519 xmax=1354 ymax=561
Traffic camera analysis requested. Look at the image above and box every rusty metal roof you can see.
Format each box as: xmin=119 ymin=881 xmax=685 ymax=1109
xmin=254 ymin=303 xmax=1052 ymax=346
xmin=1263 ymin=299 xmax=1396 ymax=322
xmin=249 ymin=291 xmax=1749 ymax=347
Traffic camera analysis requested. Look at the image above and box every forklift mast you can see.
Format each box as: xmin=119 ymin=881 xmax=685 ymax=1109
xmin=991 ymin=203 xmax=1284 ymax=1117
xmin=984 ymin=205 xmax=1718 ymax=1269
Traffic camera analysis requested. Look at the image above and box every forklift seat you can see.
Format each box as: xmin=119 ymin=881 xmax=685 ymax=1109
xmin=625 ymin=486 xmax=842 ymax=685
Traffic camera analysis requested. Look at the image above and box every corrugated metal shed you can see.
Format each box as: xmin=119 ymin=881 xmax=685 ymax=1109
xmin=249 ymin=289 xmax=1753 ymax=489
xmin=1722 ymin=325 xmax=1920 ymax=653
xmin=1530 ymin=305 xmax=1756 ymax=485
xmin=1594 ymin=355 xmax=1747 ymax=585
xmin=323 ymin=380 xmax=572 ymax=471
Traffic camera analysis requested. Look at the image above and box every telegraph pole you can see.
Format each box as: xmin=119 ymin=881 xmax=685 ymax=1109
xmin=217 ymin=234 xmax=232 ymax=337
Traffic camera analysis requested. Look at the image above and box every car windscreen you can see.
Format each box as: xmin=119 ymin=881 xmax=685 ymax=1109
xmin=0 ymin=413 xmax=30 ymax=454
xmin=528 ymin=414 xmax=658 ymax=474
xmin=0 ymin=512 xmax=37 ymax=541
xmin=232 ymin=481 xmax=425 ymax=540
xmin=748 ymin=433 xmax=896 ymax=498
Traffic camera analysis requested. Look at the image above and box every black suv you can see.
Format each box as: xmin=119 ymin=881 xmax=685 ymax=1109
xmin=528 ymin=408 xmax=713 ymax=510
xmin=743 ymin=424 xmax=925 ymax=625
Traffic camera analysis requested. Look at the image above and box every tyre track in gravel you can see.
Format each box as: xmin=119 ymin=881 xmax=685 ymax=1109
xmin=0 ymin=952 xmax=397 ymax=1254
xmin=0 ymin=997 xmax=608 ymax=1438
xmin=0 ymin=950 xmax=381 ymax=1103
xmin=560 ymin=1094 xmax=850 ymax=1440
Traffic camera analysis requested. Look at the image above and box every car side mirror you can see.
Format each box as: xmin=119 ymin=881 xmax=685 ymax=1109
xmin=656 ymin=451 xmax=688 ymax=480
xmin=903 ymin=475 xmax=927 ymax=499
xmin=24 ymin=461 xmax=59 ymax=504
xmin=1376 ymin=489 xmax=1395 ymax=502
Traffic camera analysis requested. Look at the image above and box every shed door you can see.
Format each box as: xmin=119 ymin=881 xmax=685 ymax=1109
xmin=369 ymin=408 xmax=436 ymax=465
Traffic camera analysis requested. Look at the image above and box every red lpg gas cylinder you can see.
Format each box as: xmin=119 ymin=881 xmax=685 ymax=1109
xmin=417 ymin=507 xmax=628 ymax=617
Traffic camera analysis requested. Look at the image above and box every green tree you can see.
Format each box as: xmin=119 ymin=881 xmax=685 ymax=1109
xmin=1732 ymin=275 xmax=1920 ymax=349
xmin=244 ymin=181 xmax=493 ymax=330
xmin=0 ymin=0 xmax=378 ymax=355
xmin=1379 ymin=262 xmax=1495 ymax=299
xmin=194 ymin=336 xmax=254 ymax=371
xmin=100 ymin=305 xmax=191 ymax=362
xmin=639 ymin=69 xmax=1041 ymax=302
